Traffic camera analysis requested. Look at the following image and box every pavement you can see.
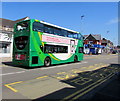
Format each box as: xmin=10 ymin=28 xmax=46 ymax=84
xmin=0 ymin=57 xmax=12 ymax=63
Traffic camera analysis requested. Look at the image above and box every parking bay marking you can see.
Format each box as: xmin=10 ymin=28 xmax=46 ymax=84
xmin=54 ymin=63 xmax=109 ymax=80
xmin=36 ymin=75 xmax=48 ymax=79
xmin=55 ymin=74 xmax=76 ymax=80
xmin=4 ymin=75 xmax=49 ymax=92
xmin=4 ymin=81 xmax=23 ymax=92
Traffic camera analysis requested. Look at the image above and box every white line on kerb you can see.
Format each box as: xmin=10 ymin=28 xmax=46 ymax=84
xmin=0 ymin=71 xmax=25 ymax=76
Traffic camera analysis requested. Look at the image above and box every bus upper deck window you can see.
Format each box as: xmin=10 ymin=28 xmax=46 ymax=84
xmin=54 ymin=28 xmax=61 ymax=35
xmin=33 ymin=22 xmax=44 ymax=32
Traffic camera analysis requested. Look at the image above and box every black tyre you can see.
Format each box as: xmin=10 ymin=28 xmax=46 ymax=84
xmin=44 ymin=57 xmax=51 ymax=67
xmin=74 ymin=56 xmax=78 ymax=62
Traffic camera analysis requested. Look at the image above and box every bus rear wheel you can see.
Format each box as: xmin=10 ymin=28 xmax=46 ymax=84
xmin=44 ymin=57 xmax=51 ymax=67
xmin=74 ymin=56 xmax=78 ymax=62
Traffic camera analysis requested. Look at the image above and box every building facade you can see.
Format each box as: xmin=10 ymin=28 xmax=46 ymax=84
xmin=83 ymin=34 xmax=114 ymax=54
xmin=101 ymin=38 xmax=114 ymax=53
xmin=84 ymin=34 xmax=102 ymax=54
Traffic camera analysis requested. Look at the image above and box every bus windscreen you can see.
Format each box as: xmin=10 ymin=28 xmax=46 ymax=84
xmin=16 ymin=22 xmax=28 ymax=31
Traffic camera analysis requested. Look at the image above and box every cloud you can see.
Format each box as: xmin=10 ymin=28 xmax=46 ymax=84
xmin=106 ymin=18 xmax=120 ymax=25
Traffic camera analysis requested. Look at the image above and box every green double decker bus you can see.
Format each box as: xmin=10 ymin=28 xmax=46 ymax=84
xmin=13 ymin=19 xmax=84 ymax=67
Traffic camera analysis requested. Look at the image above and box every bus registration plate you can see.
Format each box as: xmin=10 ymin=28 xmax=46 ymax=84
xmin=15 ymin=54 xmax=26 ymax=60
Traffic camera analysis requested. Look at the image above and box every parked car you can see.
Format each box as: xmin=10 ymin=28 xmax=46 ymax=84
xmin=112 ymin=50 xmax=117 ymax=54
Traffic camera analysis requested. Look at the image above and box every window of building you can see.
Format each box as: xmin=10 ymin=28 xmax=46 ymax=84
xmin=0 ymin=43 xmax=10 ymax=53
xmin=89 ymin=41 xmax=93 ymax=45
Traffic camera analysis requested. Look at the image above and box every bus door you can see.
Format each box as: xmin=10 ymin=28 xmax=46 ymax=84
xmin=70 ymin=40 xmax=75 ymax=53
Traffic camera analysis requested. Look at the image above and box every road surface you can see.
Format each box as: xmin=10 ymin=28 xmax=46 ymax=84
xmin=1 ymin=54 xmax=119 ymax=100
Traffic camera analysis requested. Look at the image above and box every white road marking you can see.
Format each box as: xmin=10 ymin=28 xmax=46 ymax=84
xmin=1 ymin=61 xmax=88 ymax=76
xmin=41 ymin=61 xmax=88 ymax=70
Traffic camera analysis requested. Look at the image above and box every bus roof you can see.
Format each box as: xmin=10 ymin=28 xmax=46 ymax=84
xmin=16 ymin=19 xmax=81 ymax=34
xmin=34 ymin=19 xmax=80 ymax=34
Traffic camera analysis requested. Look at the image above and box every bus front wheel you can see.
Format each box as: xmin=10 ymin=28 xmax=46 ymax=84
xmin=44 ymin=57 xmax=51 ymax=67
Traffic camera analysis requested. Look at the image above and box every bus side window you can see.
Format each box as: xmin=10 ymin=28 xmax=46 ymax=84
xmin=61 ymin=30 xmax=68 ymax=37
xmin=44 ymin=45 xmax=54 ymax=53
xmin=33 ymin=22 xmax=44 ymax=32
xmin=44 ymin=26 xmax=49 ymax=33
xmin=68 ymin=32 xmax=73 ymax=38
xmin=44 ymin=25 xmax=54 ymax=34
xmin=54 ymin=28 xmax=61 ymax=36
xmin=78 ymin=34 xmax=82 ymax=40
xmin=48 ymin=27 xmax=54 ymax=34
xmin=44 ymin=44 xmax=68 ymax=53
xmin=73 ymin=33 xmax=78 ymax=39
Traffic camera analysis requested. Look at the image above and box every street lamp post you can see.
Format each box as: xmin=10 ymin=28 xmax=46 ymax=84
xmin=81 ymin=15 xmax=85 ymax=53
xmin=80 ymin=15 xmax=85 ymax=33
xmin=106 ymin=31 xmax=110 ymax=54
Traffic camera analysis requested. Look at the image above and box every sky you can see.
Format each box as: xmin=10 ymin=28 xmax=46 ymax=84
xmin=2 ymin=2 xmax=119 ymax=45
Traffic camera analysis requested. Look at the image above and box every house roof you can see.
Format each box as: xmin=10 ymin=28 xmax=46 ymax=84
xmin=84 ymin=34 xmax=101 ymax=40
xmin=0 ymin=18 xmax=14 ymax=28
xmin=14 ymin=17 xmax=30 ymax=23
xmin=0 ymin=17 xmax=30 ymax=28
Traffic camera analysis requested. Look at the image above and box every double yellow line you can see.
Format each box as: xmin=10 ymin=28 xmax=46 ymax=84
xmin=61 ymin=73 xmax=114 ymax=100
